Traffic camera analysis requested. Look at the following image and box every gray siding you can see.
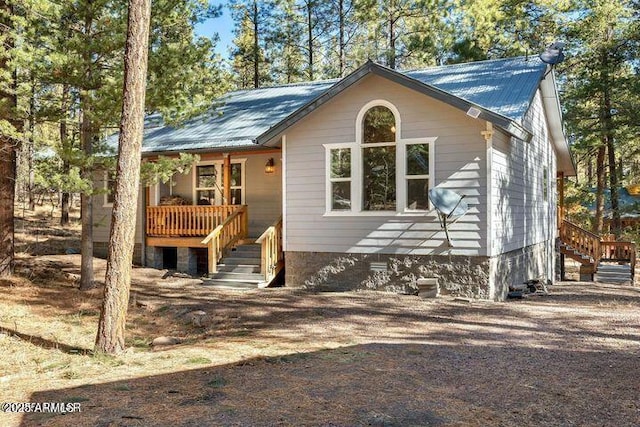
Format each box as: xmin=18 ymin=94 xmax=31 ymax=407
xmin=490 ymin=90 xmax=557 ymax=256
xmin=284 ymin=74 xmax=489 ymax=256
xmin=92 ymin=174 xmax=144 ymax=245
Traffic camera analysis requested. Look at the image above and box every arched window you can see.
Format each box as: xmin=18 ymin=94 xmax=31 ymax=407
xmin=363 ymin=106 xmax=396 ymax=143
xmin=362 ymin=105 xmax=397 ymax=211
xmin=324 ymin=100 xmax=433 ymax=214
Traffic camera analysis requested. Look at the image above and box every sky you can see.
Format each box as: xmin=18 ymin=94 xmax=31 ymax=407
xmin=194 ymin=1 xmax=235 ymax=58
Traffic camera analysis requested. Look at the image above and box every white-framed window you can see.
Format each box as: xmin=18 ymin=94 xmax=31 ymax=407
xmin=404 ymin=140 xmax=431 ymax=211
xmin=326 ymin=145 xmax=352 ymax=211
xmin=192 ymin=159 xmax=246 ymax=205
xmin=324 ymin=100 xmax=435 ymax=215
xmin=103 ymin=171 xmax=115 ymax=207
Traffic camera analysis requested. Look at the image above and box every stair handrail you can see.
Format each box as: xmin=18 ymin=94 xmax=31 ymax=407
xmin=560 ymin=220 xmax=602 ymax=267
xmin=202 ymin=206 xmax=248 ymax=274
xmin=256 ymin=215 xmax=283 ymax=284
xmin=600 ymin=240 xmax=636 ymax=282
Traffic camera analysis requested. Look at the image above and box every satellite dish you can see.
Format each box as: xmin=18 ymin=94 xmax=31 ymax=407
xmin=428 ymin=188 xmax=469 ymax=247
xmin=540 ymin=41 xmax=565 ymax=65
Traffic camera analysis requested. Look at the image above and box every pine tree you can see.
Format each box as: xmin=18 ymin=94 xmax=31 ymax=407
xmin=562 ymin=0 xmax=639 ymax=235
xmin=269 ymin=0 xmax=305 ymax=84
xmin=229 ymin=0 xmax=274 ymax=88
xmin=96 ymin=0 xmax=152 ymax=354
xmin=0 ymin=0 xmax=19 ymax=278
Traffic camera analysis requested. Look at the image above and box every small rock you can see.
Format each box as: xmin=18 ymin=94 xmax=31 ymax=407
xmin=152 ymin=336 xmax=181 ymax=346
xmin=185 ymin=310 xmax=211 ymax=327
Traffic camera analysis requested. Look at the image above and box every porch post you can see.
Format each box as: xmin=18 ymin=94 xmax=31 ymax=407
xmin=557 ymin=171 xmax=565 ymax=229
xmin=223 ymin=153 xmax=231 ymax=205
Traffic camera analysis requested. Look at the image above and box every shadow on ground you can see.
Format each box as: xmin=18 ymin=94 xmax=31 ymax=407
xmin=22 ymin=341 xmax=640 ymax=427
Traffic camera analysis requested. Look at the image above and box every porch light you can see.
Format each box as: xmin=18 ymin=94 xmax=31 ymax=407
xmin=265 ymin=158 xmax=275 ymax=174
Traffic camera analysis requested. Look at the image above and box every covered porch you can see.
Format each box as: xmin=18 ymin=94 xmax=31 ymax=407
xmin=143 ymin=150 xmax=283 ymax=285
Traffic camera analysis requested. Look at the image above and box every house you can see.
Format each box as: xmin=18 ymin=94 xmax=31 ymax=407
xmin=94 ymin=56 xmax=579 ymax=300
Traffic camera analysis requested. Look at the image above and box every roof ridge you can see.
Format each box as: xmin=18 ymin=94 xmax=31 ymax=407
xmin=402 ymin=56 xmax=536 ymax=73
xmin=228 ymin=78 xmax=338 ymax=94
xmin=226 ymin=56 xmax=538 ymax=94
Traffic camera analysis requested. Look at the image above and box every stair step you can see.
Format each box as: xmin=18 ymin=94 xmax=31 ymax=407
xmin=597 ymin=265 xmax=631 ymax=273
xmin=222 ymin=257 xmax=261 ymax=265
xmin=231 ymin=245 xmax=261 ymax=253
xmin=209 ymin=272 xmax=264 ymax=282
xmin=226 ymin=250 xmax=261 ymax=258
xmin=595 ymin=277 xmax=632 ymax=284
xmin=217 ymin=264 xmax=261 ymax=274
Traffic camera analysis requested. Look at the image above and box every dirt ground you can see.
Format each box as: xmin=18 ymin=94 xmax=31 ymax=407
xmin=1 ymin=213 xmax=639 ymax=426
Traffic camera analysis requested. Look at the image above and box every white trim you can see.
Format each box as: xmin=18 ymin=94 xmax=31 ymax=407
xmin=282 ymin=135 xmax=287 ymax=251
xmin=401 ymin=137 xmax=436 ymax=213
xmin=324 ymin=142 xmax=355 ymax=213
xmin=357 ymin=100 xmax=400 ymax=213
xmin=103 ymin=171 xmax=114 ymax=208
xmin=483 ymin=121 xmax=493 ymax=257
xmin=355 ymin=99 xmax=402 ymax=144
xmin=322 ymin=100 xmax=437 ymax=216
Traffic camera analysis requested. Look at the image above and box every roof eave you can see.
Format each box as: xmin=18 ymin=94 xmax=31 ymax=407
xmin=540 ymin=69 xmax=577 ymax=176
xmin=257 ymin=61 xmax=533 ymax=146
xmin=140 ymin=141 xmax=266 ymax=158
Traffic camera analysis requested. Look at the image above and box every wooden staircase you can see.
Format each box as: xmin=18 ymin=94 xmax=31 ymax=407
xmin=201 ymin=215 xmax=284 ymax=289
xmin=558 ymin=220 xmax=636 ymax=284
xmin=204 ymin=243 xmax=265 ymax=289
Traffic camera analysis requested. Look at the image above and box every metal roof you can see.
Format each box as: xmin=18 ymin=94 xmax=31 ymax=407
xmin=404 ymin=57 xmax=545 ymax=122
xmin=137 ymin=80 xmax=336 ymax=154
xmin=134 ymin=56 xmax=548 ymax=155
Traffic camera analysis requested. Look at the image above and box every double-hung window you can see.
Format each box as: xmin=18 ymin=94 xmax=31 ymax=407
xmin=324 ymin=100 xmax=434 ymax=215
xmin=193 ymin=160 xmax=245 ymax=205
xmin=405 ymin=142 xmax=430 ymax=210
xmin=327 ymin=147 xmax=352 ymax=211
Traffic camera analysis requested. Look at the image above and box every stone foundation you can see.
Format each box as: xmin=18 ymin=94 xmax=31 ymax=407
xmin=93 ymin=242 xmax=143 ymax=265
xmin=177 ymin=247 xmax=198 ymax=275
xmin=490 ymin=241 xmax=552 ymax=300
xmin=286 ymin=242 xmax=554 ymax=301
xmin=145 ymin=246 xmax=164 ymax=269
xmin=285 ymin=252 xmax=492 ymax=300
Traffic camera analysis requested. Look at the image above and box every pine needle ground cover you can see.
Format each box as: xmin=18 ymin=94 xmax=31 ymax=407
xmin=1 ymin=218 xmax=639 ymax=426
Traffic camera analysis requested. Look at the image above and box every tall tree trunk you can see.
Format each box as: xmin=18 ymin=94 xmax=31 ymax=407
xmin=253 ymin=0 xmax=259 ymax=88
xmin=79 ymin=8 xmax=95 ymax=290
xmin=96 ymin=0 xmax=151 ymax=354
xmin=79 ymin=89 xmax=95 ymax=290
xmin=601 ymin=51 xmax=620 ymax=237
xmin=0 ymin=0 xmax=17 ymax=278
xmin=593 ymin=145 xmax=606 ymax=234
xmin=307 ymin=0 xmax=313 ymax=80
xmin=338 ymin=0 xmax=345 ymax=76
xmin=388 ymin=1 xmax=396 ymax=69
xmin=28 ymin=76 xmax=36 ymax=211
xmin=60 ymin=85 xmax=70 ymax=225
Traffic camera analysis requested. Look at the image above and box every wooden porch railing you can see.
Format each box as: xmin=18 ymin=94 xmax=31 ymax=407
xmin=601 ymin=241 xmax=637 ymax=273
xmin=256 ymin=216 xmax=283 ymax=284
xmin=559 ymin=220 xmax=602 ymax=266
xmin=560 ymin=220 xmax=637 ymax=279
xmin=146 ymin=205 xmax=238 ymax=237
xmin=201 ymin=206 xmax=248 ymax=274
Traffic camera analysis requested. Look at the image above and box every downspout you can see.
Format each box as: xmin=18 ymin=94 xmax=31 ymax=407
xmin=481 ymin=122 xmax=495 ymax=298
